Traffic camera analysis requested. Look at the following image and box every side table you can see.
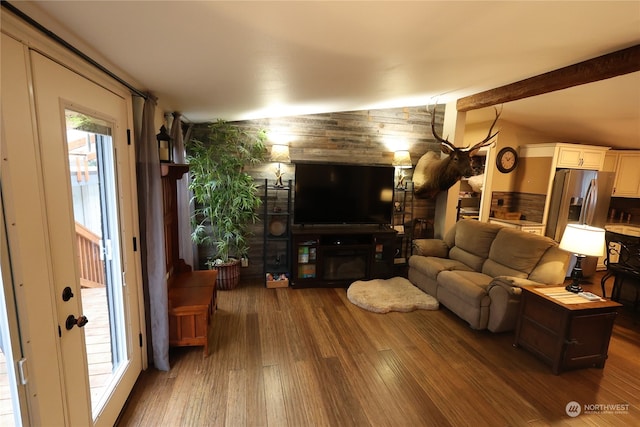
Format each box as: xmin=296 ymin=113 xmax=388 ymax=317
xmin=514 ymin=286 xmax=621 ymax=374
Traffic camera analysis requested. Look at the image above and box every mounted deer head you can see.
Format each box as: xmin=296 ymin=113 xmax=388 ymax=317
xmin=413 ymin=106 xmax=501 ymax=199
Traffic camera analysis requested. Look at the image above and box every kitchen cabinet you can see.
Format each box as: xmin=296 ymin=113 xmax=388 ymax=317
xmin=520 ymin=143 xmax=609 ymax=171
xmin=555 ymin=145 xmax=608 ymax=170
xmin=602 ymin=151 xmax=618 ymax=173
xmin=611 ymin=152 xmax=640 ymax=197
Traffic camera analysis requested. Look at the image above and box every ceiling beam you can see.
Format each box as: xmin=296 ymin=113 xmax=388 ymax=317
xmin=457 ymin=44 xmax=640 ymax=112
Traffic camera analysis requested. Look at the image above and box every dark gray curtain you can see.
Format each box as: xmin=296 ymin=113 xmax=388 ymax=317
xmin=170 ymin=112 xmax=195 ymax=269
xmin=136 ymin=96 xmax=170 ymax=371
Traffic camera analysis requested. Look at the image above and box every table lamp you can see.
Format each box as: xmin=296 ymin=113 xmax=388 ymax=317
xmin=392 ymin=150 xmax=412 ymax=188
xmin=270 ymin=144 xmax=290 ymax=187
xmin=559 ymin=223 xmax=606 ymax=293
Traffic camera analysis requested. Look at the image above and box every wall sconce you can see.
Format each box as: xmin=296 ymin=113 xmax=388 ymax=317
xmin=157 ymin=125 xmax=172 ymax=163
xmin=559 ymin=223 xmax=606 ymax=293
xmin=392 ymin=150 xmax=412 ymax=188
xmin=270 ymin=144 xmax=290 ymax=187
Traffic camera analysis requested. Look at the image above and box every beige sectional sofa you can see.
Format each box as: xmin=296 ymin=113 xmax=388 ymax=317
xmin=408 ymin=219 xmax=570 ymax=332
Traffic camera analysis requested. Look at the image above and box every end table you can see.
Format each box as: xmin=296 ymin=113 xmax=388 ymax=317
xmin=514 ymin=286 xmax=621 ymax=374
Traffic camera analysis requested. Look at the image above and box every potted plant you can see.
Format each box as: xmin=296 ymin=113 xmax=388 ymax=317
xmin=187 ymin=120 xmax=267 ymax=289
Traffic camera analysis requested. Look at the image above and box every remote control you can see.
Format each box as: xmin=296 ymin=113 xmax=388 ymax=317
xmin=578 ymin=291 xmax=602 ymax=301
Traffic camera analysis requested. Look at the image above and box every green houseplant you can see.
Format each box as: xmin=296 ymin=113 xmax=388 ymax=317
xmin=187 ymin=120 xmax=266 ymax=289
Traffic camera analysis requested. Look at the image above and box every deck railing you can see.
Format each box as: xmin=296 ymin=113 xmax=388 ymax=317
xmin=75 ymin=222 xmax=105 ymax=288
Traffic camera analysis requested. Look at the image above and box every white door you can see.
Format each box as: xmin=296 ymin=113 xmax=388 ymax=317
xmin=0 ymin=203 xmax=30 ymax=426
xmin=31 ymin=51 xmax=143 ymax=426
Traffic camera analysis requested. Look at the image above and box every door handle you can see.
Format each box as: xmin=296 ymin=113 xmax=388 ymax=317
xmin=62 ymin=286 xmax=74 ymax=301
xmin=65 ymin=314 xmax=89 ymax=330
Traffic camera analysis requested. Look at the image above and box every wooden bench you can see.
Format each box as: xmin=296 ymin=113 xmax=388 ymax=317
xmin=162 ymin=163 xmax=219 ymax=356
xmin=168 ymin=270 xmax=218 ymax=356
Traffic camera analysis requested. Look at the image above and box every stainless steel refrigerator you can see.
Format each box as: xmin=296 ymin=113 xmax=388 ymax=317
xmin=545 ymin=169 xmax=615 ymax=277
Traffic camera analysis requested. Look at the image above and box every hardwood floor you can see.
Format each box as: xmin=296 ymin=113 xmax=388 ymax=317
xmin=117 ymin=274 xmax=640 ymax=426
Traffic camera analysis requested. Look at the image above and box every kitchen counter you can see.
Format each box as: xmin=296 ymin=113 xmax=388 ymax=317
xmin=604 ymin=223 xmax=640 ymax=236
xmin=605 ymin=221 xmax=640 ymax=228
xmin=489 ymin=218 xmax=544 ymax=227
xmin=489 ymin=218 xmax=545 ymax=235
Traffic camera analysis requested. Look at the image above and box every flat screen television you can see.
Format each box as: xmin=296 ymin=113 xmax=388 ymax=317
xmin=293 ymin=162 xmax=394 ymax=225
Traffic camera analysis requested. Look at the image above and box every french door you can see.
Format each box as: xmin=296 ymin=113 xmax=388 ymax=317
xmin=31 ymin=51 xmax=143 ymax=426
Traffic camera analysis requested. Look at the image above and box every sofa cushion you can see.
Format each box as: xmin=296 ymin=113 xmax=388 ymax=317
xmin=408 ymin=256 xmax=472 ymax=280
xmin=413 ymin=239 xmax=449 ymax=258
xmin=449 ymin=220 xmax=503 ymax=271
xmin=437 ymin=270 xmax=493 ymax=305
xmin=483 ymin=228 xmax=555 ymax=277
xmin=443 ymin=223 xmax=457 ymax=249
xmin=482 ymin=259 xmax=529 ymax=279
xmin=528 ymin=246 xmax=571 ymax=285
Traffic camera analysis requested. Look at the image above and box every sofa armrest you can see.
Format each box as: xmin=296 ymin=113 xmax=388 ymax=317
xmin=487 ymin=275 xmax=543 ymax=296
xmin=487 ymin=275 xmax=545 ymax=333
xmin=412 ymin=239 xmax=449 ymax=258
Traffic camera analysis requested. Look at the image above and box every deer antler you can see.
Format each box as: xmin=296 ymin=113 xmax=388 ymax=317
xmin=466 ymin=106 xmax=502 ymax=152
xmin=429 ymin=105 xmax=456 ymax=151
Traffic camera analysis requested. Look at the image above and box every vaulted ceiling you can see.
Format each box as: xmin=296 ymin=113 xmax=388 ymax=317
xmin=8 ymin=1 xmax=640 ymax=149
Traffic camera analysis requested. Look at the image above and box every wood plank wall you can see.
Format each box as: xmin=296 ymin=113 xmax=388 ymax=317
xmin=188 ymin=105 xmax=445 ymax=278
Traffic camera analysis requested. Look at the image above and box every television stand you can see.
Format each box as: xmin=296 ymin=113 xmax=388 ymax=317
xmin=291 ymin=226 xmax=396 ymax=288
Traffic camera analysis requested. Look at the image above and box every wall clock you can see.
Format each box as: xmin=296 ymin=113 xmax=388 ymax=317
xmin=496 ymin=147 xmax=518 ymax=173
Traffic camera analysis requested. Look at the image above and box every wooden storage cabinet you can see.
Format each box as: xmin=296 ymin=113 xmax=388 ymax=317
xmin=162 ymin=164 xmax=217 ymax=356
xmin=168 ymin=271 xmax=218 ymax=355
xmin=514 ymin=287 xmax=620 ymax=374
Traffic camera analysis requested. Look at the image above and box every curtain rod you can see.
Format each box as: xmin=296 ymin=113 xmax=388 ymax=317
xmin=2 ymin=0 xmax=148 ymax=99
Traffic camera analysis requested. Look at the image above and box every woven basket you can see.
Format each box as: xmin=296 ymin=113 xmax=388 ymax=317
xmin=214 ymin=259 xmax=241 ymax=290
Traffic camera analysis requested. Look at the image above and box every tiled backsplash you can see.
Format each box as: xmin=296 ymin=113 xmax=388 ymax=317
xmin=491 ymin=192 xmax=546 ymax=223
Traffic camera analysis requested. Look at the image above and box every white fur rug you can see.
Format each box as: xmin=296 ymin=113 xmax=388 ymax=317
xmin=347 ymin=277 xmax=439 ymax=313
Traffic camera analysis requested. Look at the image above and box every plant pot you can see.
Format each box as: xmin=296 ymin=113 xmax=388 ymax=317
xmin=213 ymin=258 xmax=241 ymax=290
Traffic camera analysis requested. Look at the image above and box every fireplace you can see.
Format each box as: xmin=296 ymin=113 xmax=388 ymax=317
xmin=322 ymin=247 xmax=369 ymax=281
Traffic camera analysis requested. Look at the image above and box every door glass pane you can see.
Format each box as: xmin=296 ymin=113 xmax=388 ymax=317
xmin=0 ymin=267 xmax=21 ymax=426
xmin=65 ymin=110 xmax=127 ymax=417
xmin=0 ymin=199 xmax=27 ymax=426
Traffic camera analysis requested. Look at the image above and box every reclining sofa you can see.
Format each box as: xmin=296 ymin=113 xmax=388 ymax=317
xmin=408 ymin=219 xmax=570 ymax=332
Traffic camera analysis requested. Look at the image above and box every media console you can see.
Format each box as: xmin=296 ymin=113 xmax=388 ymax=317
xmin=291 ymin=226 xmax=397 ymax=288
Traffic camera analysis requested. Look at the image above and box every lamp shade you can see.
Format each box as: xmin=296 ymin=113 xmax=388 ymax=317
xmin=392 ymin=150 xmax=412 ymax=168
xmin=270 ymin=144 xmax=290 ymax=163
xmin=559 ymin=223 xmax=605 ymax=257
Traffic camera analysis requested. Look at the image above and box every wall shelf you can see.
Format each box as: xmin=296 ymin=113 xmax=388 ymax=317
xmin=392 ymin=181 xmax=414 ymax=267
xmin=261 ymin=179 xmax=292 ymax=287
